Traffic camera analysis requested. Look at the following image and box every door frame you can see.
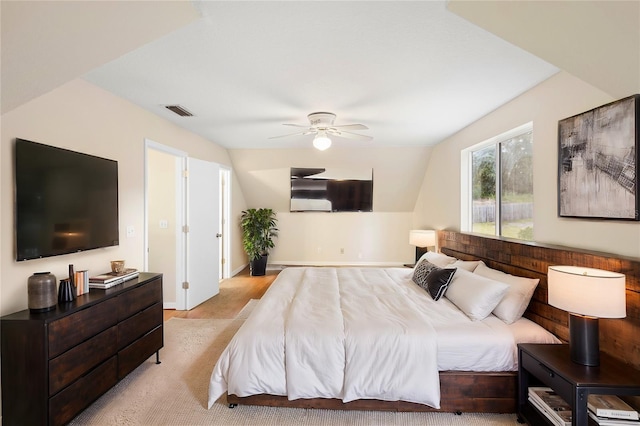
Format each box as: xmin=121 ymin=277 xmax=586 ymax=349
xmin=219 ymin=166 xmax=231 ymax=279
xmin=144 ymin=139 xmax=187 ymax=310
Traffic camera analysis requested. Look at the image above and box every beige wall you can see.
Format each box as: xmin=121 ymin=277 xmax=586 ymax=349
xmin=270 ymin=212 xmax=414 ymax=266
xmin=229 ymin=169 xmax=249 ymax=274
xmin=414 ymin=71 xmax=640 ymax=258
xmin=231 ymin=146 xmax=432 ymax=213
xmin=1 ymin=78 xmax=246 ymax=316
xmin=230 ymin=146 xmax=432 ymax=265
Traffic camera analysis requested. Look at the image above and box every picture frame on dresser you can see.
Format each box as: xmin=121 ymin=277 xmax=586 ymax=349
xmin=558 ymin=94 xmax=640 ymax=221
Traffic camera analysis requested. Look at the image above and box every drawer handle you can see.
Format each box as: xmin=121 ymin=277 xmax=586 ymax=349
xmin=539 ymin=362 xmax=555 ymax=378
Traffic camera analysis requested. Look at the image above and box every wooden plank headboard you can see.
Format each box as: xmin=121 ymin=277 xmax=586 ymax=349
xmin=438 ymin=230 xmax=640 ymax=370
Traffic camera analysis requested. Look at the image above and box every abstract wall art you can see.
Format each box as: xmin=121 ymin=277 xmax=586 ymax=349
xmin=558 ymin=95 xmax=639 ymax=220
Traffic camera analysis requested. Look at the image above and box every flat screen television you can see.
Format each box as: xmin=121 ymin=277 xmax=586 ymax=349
xmin=290 ymin=167 xmax=373 ymax=212
xmin=15 ymin=138 xmax=119 ymax=261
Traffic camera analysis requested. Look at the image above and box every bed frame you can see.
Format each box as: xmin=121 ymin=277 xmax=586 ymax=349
xmin=228 ymin=230 xmax=640 ymax=413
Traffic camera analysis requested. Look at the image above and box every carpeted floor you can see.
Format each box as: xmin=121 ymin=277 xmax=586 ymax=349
xmin=70 ymin=301 xmax=520 ymax=425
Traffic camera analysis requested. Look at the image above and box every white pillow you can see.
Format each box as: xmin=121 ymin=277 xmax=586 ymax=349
xmin=416 ymin=251 xmax=457 ymax=268
xmin=451 ymin=259 xmax=482 ymax=272
xmin=474 ymin=262 xmax=539 ymax=324
xmin=445 ymin=268 xmax=509 ymax=321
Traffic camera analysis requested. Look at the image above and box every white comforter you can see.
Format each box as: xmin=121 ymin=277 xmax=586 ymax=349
xmin=207 ymin=266 xmax=559 ymax=409
xmin=208 ymin=267 xmax=441 ymax=409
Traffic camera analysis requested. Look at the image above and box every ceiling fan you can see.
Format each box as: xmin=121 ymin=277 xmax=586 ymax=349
xmin=270 ymin=112 xmax=372 ymax=150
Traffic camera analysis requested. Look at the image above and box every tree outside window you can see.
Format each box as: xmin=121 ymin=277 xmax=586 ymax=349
xmin=470 ymin=128 xmax=533 ymax=240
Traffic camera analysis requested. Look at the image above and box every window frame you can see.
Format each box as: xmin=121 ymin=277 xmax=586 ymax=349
xmin=461 ymin=122 xmax=533 ymax=238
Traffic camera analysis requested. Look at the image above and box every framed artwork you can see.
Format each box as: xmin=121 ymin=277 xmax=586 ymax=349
xmin=558 ymin=94 xmax=639 ymax=220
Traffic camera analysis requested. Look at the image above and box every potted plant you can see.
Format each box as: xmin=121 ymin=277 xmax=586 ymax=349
xmin=240 ymin=208 xmax=278 ymax=276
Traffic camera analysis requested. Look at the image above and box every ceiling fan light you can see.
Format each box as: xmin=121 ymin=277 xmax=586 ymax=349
xmin=313 ymin=135 xmax=332 ymax=151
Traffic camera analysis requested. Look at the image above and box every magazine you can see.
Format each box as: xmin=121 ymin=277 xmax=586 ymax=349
xmin=529 ymin=387 xmax=572 ymax=426
xmin=589 ymin=411 xmax=640 ymax=426
xmin=588 ymin=394 xmax=639 ymax=420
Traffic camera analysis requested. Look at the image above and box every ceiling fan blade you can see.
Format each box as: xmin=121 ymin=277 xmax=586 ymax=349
xmin=282 ymin=123 xmax=311 ymax=128
xmin=268 ymin=130 xmax=314 ymax=139
xmin=331 ymin=124 xmax=369 ymax=130
xmin=331 ymin=130 xmax=373 ymax=141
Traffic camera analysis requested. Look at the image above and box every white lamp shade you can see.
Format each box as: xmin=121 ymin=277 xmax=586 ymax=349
xmin=409 ymin=229 xmax=436 ymax=247
xmin=313 ymin=134 xmax=332 ymax=151
xmin=548 ymin=265 xmax=626 ymax=318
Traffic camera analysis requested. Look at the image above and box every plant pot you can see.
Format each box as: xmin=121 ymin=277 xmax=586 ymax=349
xmin=249 ymin=254 xmax=268 ymax=276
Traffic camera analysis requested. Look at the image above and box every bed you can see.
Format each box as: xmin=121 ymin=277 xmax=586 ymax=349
xmin=207 ymin=230 xmax=640 ymax=413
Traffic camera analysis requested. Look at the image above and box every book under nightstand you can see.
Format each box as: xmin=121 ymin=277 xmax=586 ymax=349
xmin=518 ymin=344 xmax=640 ymax=426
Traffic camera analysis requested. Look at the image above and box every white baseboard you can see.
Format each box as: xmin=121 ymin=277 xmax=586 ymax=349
xmin=163 ymin=302 xmax=177 ymax=310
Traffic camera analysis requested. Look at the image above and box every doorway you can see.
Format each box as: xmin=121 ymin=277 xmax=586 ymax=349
xmin=145 ymin=141 xmax=185 ymax=310
xmin=145 ymin=139 xmax=222 ymax=310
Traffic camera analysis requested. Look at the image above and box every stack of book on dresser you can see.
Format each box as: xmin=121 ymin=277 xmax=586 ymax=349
xmin=528 ymin=387 xmax=572 ymax=426
xmin=89 ymin=269 xmax=139 ymax=289
xmin=588 ymin=394 xmax=640 ymax=426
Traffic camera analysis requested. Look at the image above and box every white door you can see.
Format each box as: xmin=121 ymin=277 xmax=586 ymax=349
xmin=186 ymin=157 xmax=220 ymax=310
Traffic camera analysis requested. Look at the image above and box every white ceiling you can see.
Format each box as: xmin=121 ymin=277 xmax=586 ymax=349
xmin=82 ymin=1 xmax=558 ymax=150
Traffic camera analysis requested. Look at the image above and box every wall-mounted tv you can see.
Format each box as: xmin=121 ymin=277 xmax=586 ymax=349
xmin=290 ymin=167 xmax=373 ymax=212
xmin=15 ymin=138 xmax=119 ymax=261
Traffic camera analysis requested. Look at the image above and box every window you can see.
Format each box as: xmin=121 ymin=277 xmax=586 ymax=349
xmin=461 ymin=123 xmax=533 ymax=241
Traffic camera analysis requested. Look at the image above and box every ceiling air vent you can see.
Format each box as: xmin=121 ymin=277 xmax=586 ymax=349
xmin=164 ymin=105 xmax=193 ymax=117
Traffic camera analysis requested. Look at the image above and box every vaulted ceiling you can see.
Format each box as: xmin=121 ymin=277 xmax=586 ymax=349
xmin=4 ymin=1 xmax=637 ymax=151
xmin=79 ymin=0 xmax=558 ymax=150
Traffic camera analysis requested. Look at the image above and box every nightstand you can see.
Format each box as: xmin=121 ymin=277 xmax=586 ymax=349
xmin=518 ymin=343 xmax=640 ymax=426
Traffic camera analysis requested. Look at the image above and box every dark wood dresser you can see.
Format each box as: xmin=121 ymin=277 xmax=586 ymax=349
xmin=1 ymin=272 xmax=163 ymax=426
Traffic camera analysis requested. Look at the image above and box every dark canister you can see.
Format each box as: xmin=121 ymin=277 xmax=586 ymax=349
xmin=58 ymin=278 xmax=76 ymax=303
xmin=28 ymin=272 xmax=57 ymax=312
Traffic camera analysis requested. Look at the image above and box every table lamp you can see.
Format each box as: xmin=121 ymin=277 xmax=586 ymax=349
xmin=409 ymin=230 xmax=436 ymax=262
xmin=547 ymin=265 xmax=626 ymax=366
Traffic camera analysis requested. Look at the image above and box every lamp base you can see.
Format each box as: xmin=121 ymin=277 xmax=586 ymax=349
xmin=414 ymin=246 xmax=436 ymax=262
xmin=569 ymin=313 xmax=600 ymax=366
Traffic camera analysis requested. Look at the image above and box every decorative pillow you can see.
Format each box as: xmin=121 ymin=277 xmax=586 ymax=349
xmin=474 ymin=262 xmax=540 ymax=324
xmin=416 ymin=251 xmax=457 ymax=268
xmin=425 ymin=267 xmax=457 ymax=301
xmin=451 ymin=259 xmax=482 ymax=272
xmin=412 ymin=259 xmax=440 ymax=289
xmin=445 ymin=268 xmax=509 ymax=321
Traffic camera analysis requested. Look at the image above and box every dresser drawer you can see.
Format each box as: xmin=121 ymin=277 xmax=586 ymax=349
xmin=48 ymin=297 xmax=118 ymax=358
xmin=521 ymin=349 xmax=572 ymax=400
xmin=49 ymin=326 xmax=117 ymax=396
xmin=118 ymin=302 xmax=163 ymax=350
xmin=118 ymin=325 xmax=163 ymax=379
xmin=117 ymin=278 xmax=162 ymax=321
xmin=0 ymin=273 xmax=163 ymax=426
xmin=49 ymin=355 xmax=117 ymax=426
